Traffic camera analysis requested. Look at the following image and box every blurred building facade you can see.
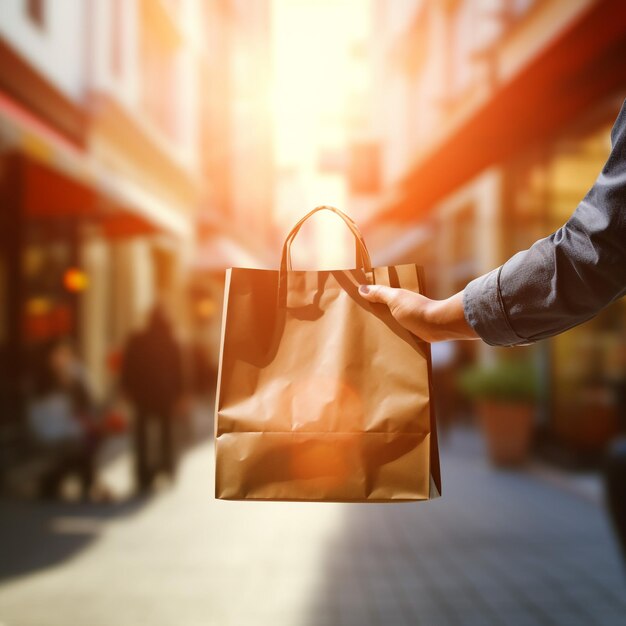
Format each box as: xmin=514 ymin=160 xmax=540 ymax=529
xmin=195 ymin=0 xmax=274 ymax=249
xmin=0 ymin=0 xmax=274 ymax=469
xmin=361 ymin=0 xmax=626 ymax=463
xmin=191 ymin=0 xmax=274 ymax=374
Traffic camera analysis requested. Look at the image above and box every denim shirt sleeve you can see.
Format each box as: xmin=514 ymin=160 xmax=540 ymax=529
xmin=464 ymin=100 xmax=626 ymax=347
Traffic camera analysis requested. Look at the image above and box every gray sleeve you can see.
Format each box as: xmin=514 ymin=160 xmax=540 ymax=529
xmin=463 ymin=101 xmax=626 ymax=347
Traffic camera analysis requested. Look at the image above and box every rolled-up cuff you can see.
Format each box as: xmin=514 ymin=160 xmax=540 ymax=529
xmin=463 ymin=266 xmax=528 ymax=347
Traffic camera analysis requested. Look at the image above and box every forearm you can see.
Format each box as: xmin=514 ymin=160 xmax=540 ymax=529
xmin=464 ymin=100 xmax=626 ymax=346
xmin=464 ymin=225 xmax=626 ymax=346
xmin=427 ymin=291 xmax=480 ymax=341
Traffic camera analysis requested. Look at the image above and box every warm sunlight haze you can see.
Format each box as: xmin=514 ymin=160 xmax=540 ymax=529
xmin=272 ymin=0 xmax=371 ymax=268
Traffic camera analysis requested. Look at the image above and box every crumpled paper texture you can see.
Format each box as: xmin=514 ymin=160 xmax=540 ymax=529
xmin=215 ymin=263 xmax=441 ymax=502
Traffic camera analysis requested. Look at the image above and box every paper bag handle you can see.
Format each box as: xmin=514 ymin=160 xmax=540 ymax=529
xmin=280 ymin=206 xmax=373 ymax=275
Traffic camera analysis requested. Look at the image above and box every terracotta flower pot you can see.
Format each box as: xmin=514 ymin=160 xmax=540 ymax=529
xmin=476 ymin=401 xmax=535 ymax=466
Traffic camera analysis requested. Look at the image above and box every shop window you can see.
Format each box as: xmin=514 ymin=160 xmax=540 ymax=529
xmin=21 ymin=221 xmax=78 ymax=347
xmin=26 ymin=0 xmax=45 ymax=29
xmin=450 ymin=205 xmax=476 ymax=287
xmin=140 ymin=29 xmax=179 ymax=141
xmin=547 ymin=120 xmax=621 ymax=455
xmin=505 ymin=150 xmax=550 ymax=253
xmin=507 ymin=103 xmax=626 ymax=457
xmin=550 ymin=301 xmax=625 ymax=455
xmin=546 ymin=124 xmax=613 ymax=227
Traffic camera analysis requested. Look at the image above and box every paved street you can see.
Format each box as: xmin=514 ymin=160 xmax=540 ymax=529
xmin=1 ymin=427 xmax=625 ymax=626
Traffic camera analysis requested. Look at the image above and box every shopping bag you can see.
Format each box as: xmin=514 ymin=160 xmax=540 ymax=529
xmin=215 ymin=206 xmax=440 ymax=502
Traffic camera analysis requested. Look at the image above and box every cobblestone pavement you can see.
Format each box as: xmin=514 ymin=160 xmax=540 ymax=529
xmin=0 ymin=428 xmax=624 ymax=626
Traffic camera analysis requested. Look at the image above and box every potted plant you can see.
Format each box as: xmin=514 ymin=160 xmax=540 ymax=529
xmin=459 ymin=360 xmax=539 ymax=466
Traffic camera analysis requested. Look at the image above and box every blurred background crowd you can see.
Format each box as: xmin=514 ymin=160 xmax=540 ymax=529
xmin=0 ymin=1 xmax=625 ymax=625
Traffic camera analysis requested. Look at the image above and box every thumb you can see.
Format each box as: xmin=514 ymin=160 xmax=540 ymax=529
xmin=358 ymin=284 xmax=396 ymax=305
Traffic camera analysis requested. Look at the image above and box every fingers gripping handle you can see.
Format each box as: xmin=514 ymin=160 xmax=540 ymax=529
xmin=280 ymin=206 xmax=373 ymax=277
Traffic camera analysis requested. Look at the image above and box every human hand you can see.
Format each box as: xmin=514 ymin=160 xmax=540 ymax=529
xmin=358 ymin=285 xmax=479 ymax=343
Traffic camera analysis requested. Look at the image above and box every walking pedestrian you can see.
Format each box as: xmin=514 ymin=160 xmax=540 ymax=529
xmin=121 ymin=305 xmax=184 ymax=494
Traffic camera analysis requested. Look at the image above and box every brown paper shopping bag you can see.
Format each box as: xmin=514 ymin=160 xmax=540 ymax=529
xmin=215 ymin=206 xmax=441 ymax=502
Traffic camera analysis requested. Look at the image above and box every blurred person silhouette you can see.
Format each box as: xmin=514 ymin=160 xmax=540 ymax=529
xmin=28 ymin=338 xmax=108 ymax=501
xmin=358 ymin=100 xmax=626 ymax=561
xmin=121 ymin=304 xmax=184 ymax=494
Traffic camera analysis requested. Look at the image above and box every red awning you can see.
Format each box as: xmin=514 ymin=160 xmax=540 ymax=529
xmin=0 ymin=91 xmax=190 ymax=239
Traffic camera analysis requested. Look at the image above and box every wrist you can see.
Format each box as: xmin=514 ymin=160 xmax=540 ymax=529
xmin=427 ymin=291 xmax=479 ymax=341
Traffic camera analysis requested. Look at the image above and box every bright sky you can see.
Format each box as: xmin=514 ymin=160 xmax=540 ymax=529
xmin=272 ymin=0 xmax=370 ymax=166
xmin=271 ymin=0 xmax=371 ymax=267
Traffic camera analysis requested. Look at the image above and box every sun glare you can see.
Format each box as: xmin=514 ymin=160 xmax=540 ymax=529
xmin=272 ymin=0 xmax=371 ymax=268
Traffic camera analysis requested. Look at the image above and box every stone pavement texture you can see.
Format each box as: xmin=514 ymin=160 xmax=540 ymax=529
xmin=0 ymin=428 xmax=624 ymax=626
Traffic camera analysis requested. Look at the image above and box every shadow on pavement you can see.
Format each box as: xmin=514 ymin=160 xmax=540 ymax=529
xmin=0 ymin=397 xmax=217 ymax=584
xmin=302 ymin=427 xmax=626 ymax=626
xmin=0 ymin=496 xmax=150 ymax=582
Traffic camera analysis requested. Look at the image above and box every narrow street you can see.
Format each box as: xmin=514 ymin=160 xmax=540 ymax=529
xmin=1 ymin=2 xmax=626 ymax=626
xmin=1 ymin=427 xmax=624 ymax=626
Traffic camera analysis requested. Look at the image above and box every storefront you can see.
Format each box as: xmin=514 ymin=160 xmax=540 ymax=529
xmin=505 ymin=95 xmax=626 ymax=462
xmin=0 ymin=95 xmax=191 ymax=471
xmin=190 ymin=231 xmax=266 ymax=372
xmin=0 ymin=149 xmax=96 ymax=465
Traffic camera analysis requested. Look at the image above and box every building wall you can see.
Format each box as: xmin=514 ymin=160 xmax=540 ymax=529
xmin=368 ymin=0 xmax=597 ymax=212
xmin=0 ymin=0 xmax=88 ymax=101
xmin=228 ymin=0 xmax=274 ymax=246
xmin=79 ymin=0 xmax=199 ymax=397
xmin=89 ymin=0 xmax=201 ymax=172
xmin=90 ymin=0 xmax=141 ymax=111
xmin=0 ymin=0 xmax=221 ymax=407
xmin=196 ymin=0 xmax=232 ymax=220
xmin=365 ymin=0 xmax=603 ymax=290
